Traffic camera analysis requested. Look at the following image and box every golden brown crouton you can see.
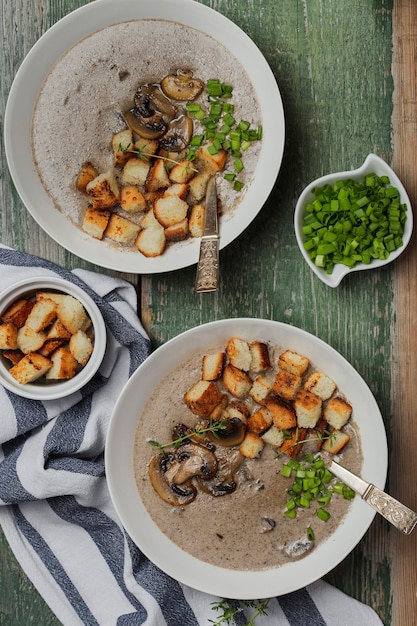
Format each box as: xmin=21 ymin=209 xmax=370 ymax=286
xmin=45 ymin=347 xmax=78 ymax=380
xmin=82 ymin=207 xmax=111 ymax=240
xmin=304 ymin=370 xmax=336 ymax=400
xmin=120 ymin=186 xmax=147 ymax=213
xmin=169 ymin=160 xmax=196 ymax=184
xmin=39 ymin=338 xmax=66 ymax=357
xmin=226 ymin=337 xmax=252 ymax=371
xmin=1 ymin=298 xmax=33 ymax=328
xmin=135 ymin=226 xmax=166 ymax=257
xmin=322 ymin=430 xmax=351 ymax=454
xmin=294 ymin=389 xmax=322 ymax=428
xmin=196 ymin=143 xmax=227 ymax=173
xmin=187 ymin=172 xmax=211 ymax=204
xmin=222 ymin=364 xmax=252 ymax=398
xmin=69 ymin=330 xmax=94 ymax=366
xmin=25 ymin=298 xmax=57 ymax=332
xmin=153 ymin=196 xmax=188 ymax=228
xmin=261 ymin=425 xmax=285 ymax=447
xmin=278 ymin=349 xmax=310 ymax=376
xmin=86 ymin=170 xmax=120 ymax=209
xmin=239 ymin=432 xmax=265 ymax=459
xmin=265 ymin=397 xmax=297 ymax=430
xmin=164 ymin=219 xmax=189 ymax=242
xmin=280 ymin=428 xmax=307 ymax=458
xmin=76 ymin=162 xmax=99 ymax=193
xmin=225 ymin=401 xmax=250 ymax=422
xmin=0 ymin=322 xmax=18 ymax=350
xmin=121 ymin=157 xmax=151 ymax=186
xmin=246 ymin=407 xmax=273 ymax=435
xmin=104 ymin=214 xmax=141 ymax=245
xmin=202 ymin=352 xmax=226 ymax=381
xmin=183 ymin=379 xmax=226 ymax=418
xmin=146 ymin=158 xmax=170 ymax=192
xmin=46 ymin=319 xmax=72 ymax=341
xmin=135 ymin=137 xmax=159 ymax=159
xmin=188 ymin=204 xmax=205 ymax=238
xmin=324 ymin=397 xmax=352 ymax=430
xmin=250 ymin=341 xmax=271 ymax=372
xmin=249 ymin=374 xmax=274 ymax=405
xmin=163 ymin=183 xmax=189 ymax=200
xmin=56 ymin=296 xmax=90 ymax=334
xmin=2 ymin=349 xmax=24 ymax=365
xmin=273 ymin=370 xmax=302 ymax=401
xmin=112 ymin=129 xmax=134 ymax=168
xmin=9 ymin=352 xmax=52 ymax=384
xmin=17 ymin=326 xmax=46 ymax=354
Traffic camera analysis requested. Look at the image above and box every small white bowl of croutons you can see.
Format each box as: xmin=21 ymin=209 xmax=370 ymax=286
xmin=0 ymin=276 xmax=106 ymax=400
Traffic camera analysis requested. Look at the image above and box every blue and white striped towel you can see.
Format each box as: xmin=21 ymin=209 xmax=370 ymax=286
xmin=0 ymin=245 xmax=384 ymax=626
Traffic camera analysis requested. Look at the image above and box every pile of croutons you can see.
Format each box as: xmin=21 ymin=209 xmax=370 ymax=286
xmin=76 ymin=130 xmax=227 ymax=257
xmin=0 ymin=291 xmax=94 ymax=384
xmin=183 ymin=337 xmax=353 ymax=460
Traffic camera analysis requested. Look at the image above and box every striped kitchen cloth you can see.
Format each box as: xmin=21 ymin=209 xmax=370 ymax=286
xmin=0 ymin=245 xmax=383 ymax=626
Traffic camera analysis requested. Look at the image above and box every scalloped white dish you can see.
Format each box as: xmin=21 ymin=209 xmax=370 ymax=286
xmin=105 ymin=318 xmax=387 ymax=599
xmin=4 ymin=0 xmax=284 ymax=274
xmin=294 ymin=153 xmax=413 ymax=287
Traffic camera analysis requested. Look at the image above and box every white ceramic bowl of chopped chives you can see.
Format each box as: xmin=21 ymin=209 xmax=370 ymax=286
xmin=294 ymin=153 xmax=413 ymax=287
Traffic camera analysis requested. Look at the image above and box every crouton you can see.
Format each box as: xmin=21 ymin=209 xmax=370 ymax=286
xmin=196 ymin=142 xmax=227 ymax=173
xmin=9 ymin=352 xmax=52 ymax=384
xmin=324 ymin=397 xmax=352 ymax=430
xmin=304 ymin=370 xmax=336 ymax=400
xmin=141 ymin=209 xmax=160 ymax=229
xmin=146 ymin=159 xmax=170 ymax=192
xmin=261 ymin=425 xmax=285 ymax=448
xmin=86 ymin=170 xmax=120 ymax=209
xmin=322 ymin=430 xmax=351 ymax=454
xmin=39 ymin=338 xmax=66 ymax=357
xmin=279 ymin=428 xmax=307 ymax=458
xmin=188 ymin=204 xmax=205 ymax=238
xmin=250 ymin=341 xmax=271 ymax=372
xmin=183 ymin=379 xmax=226 ymax=418
xmin=120 ymin=186 xmax=147 ymax=213
xmin=278 ymin=349 xmax=309 ymax=376
xmin=2 ymin=349 xmax=24 ymax=365
xmin=45 ymin=319 xmax=71 ymax=341
xmin=246 ymin=406 xmax=273 ymax=435
xmin=69 ymin=330 xmax=94 ymax=366
xmin=273 ymin=370 xmax=302 ymax=401
xmin=17 ymin=326 xmax=46 ymax=354
xmin=226 ymin=337 xmax=252 ymax=371
xmin=187 ymin=172 xmax=211 ymax=204
xmin=222 ymin=364 xmax=252 ymax=398
xmin=56 ymin=296 xmax=90 ymax=334
xmin=169 ymin=160 xmax=196 ymax=184
xmin=294 ymin=389 xmax=322 ymax=429
xmin=1 ymin=298 xmax=33 ymax=328
xmin=163 ymin=183 xmax=189 ymax=200
xmin=45 ymin=347 xmax=78 ymax=380
xmin=104 ymin=214 xmax=141 ymax=245
xmin=225 ymin=401 xmax=250 ymax=422
xmin=25 ymin=298 xmax=57 ymax=332
xmin=164 ymin=219 xmax=189 ymax=242
xmin=0 ymin=322 xmax=18 ymax=350
xmin=135 ymin=226 xmax=166 ymax=257
xmin=239 ymin=432 xmax=265 ymax=459
xmin=35 ymin=292 xmax=67 ymax=306
xmin=202 ymin=352 xmax=226 ymax=381
xmin=265 ymin=397 xmax=297 ymax=430
xmin=249 ymin=374 xmax=274 ymax=405
xmin=153 ymin=195 xmax=188 ymax=228
xmin=209 ymin=395 xmax=229 ymax=420
xmin=76 ymin=162 xmax=99 ymax=193
xmin=112 ymin=129 xmax=134 ymax=167
xmin=82 ymin=207 xmax=111 ymax=240
xmin=121 ymin=157 xmax=151 ymax=186
xmin=135 ymin=137 xmax=159 ymax=159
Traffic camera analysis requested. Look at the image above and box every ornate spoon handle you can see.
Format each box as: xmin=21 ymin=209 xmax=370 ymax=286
xmin=195 ymin=236 xmax=219 ymax=292
xmin=363 ymin=484 xmax=417 ymax=535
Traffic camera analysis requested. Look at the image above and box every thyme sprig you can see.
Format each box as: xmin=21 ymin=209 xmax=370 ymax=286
xmin=148 ymin=418 xmax=229 ymax=452
xmin=209 ymin=598 xmax=270 ymax=626
xmin=118 ymin=142 xmax=198 ymax=173
xmin=282 ymin=427 xmax=337 ymax=449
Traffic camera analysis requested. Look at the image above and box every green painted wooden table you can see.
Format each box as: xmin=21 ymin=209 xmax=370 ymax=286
xmin=1 ymin=1 xmax=417 ymax=624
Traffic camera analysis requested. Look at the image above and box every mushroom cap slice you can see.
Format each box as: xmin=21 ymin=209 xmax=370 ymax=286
xmin=161 ymin=70 xmax=204 ymax=101
xmin=124 ymin=109 xmax=167 ymax=140
xmin=148 ymin=454 xmax=196 ymax=506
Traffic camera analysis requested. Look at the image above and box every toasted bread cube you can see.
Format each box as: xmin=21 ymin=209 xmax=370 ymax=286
xmin=17 ymin=326 xmax=46 ymax=354
xmin=202 ymin=352 xmax=226 ymax=381
xmin=39 ymin=338 xmax=66 ymax=357
xmin=9 ymin=352 xmax=52 ymax=384
xmin=280 ymin=428 xmax=307 ymax=458
xmin=76 ymin=162 xmax=99 ymax=193
xmin=46 ymin=319 xmax=72 ymax=341
xmin=112 ymin=129 xmax=133 ymax=167
xmin=322 ymin=430 xmax=351 ymax=454
xmin=164 ymin=219 xmax=189 ymax=242
xmin=261 ymin=425 xmax=285 ymax=448
xmin=36 ymin=292 xmax=67 ymax=306
xmin=154 ymin=195 xmax=188 ymax=228
xmin=265 ymin=397 xmax=297 ymax=430
xmin=187 ymin=172 xmax=211 ymax=204
xmin=239 ymin=432 xmax=265 ymax=459
xmin=226 ymin=337 xmax=252 ymax=371
xmin=86 ymin=170 xmax=120 ymax=209
xmin=146 ymin=158 xmax=170 ymax=192
xmin=120 ymin=186 xmax=147 ymax=213
xmin=141 ymin=209 xmax=160 ymax=229
xmin=278 ymin=349 xmax=309 ymax=376
xmin=104 ymin=214 xmax=141 ymax=244
xmin=188 ymin=204 xmax=205 ymax=237
xmin=169 ymin=160 xmax=196 ymax=184
xmin=183 ymin=379 xmax=226 ymax=418
xmin=69 ymin=330 xmax=93 ymax=366
xmin=246 ymin=406 xmax=273 ymax=435
xmin=249 ymin=374 xmax=274 ymax=405
xmin=82 ymin=207 xmax=111 ymax=240
xmin=250 ymin=341 xmax=271 ymax=372
xmin=273 ymin=370 xmax=303 ymax=401
xmin=2 ymin=349 xmax=24 ymax=365
xmin=45 ymin=346 xmax=78 ymax=380
xmin=225 ymin=401 xmax=250 ymax=422
xmin=56 ymin=296 xmax=90 ymax=334
xmin=1 ymin=298 xmax=34 ymax=328
xmin=294 ymin=389 xmax=322 ymax=429
xmin=135 ymin=137 xmax=159 ymax=159
xmin=0 ymin=322 xmax=18 ymax=350
xmin=222 ymin=364 xmax=252 ymax=398
xmin=304 ymin=371 xmax=336 ymax=401
xmin=25 ymin=298 xmax=57 ymax=332
xmin=157 ymin=149 xmax=181 ymax=170
xmin=135 ymin=226 xmax=166 ymax=257
xmin=209 ymin=395 xmax=229 ymax=420
xmin=163 ymin=183 xmax=189 ymax=200
xmin=324 ymin=397 xmax=352 ymax=429
xmin=121 ymin=157 xmax=151 ymax=186
xmin=196 ymin=143 xmax=227 ymax=173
